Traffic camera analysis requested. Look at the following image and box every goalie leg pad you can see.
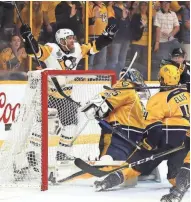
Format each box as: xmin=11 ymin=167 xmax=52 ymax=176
xmin=48 ymin=108 xmax=61 ymax=136
xmin=58 ymin=124 xmax=78 ymax=147
xmin=56 ymin=124 xmax=78 ymax=160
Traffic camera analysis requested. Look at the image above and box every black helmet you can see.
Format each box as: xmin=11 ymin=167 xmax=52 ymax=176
xmin=171 ymin=48 xmax=185 ymax=58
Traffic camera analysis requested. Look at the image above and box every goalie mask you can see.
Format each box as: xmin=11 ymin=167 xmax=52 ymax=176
xmin=55 ymin=29 xmax=75 ymax=51
xmin=120 ymin=68 xmax=144 ymax=85
xmin=120 ymin=68 xmax=151 ymax=99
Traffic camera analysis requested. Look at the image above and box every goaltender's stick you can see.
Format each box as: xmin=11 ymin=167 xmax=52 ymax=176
xmin=103 ymin=84 xmax=187 ymax=91
xmin=119 ymin=52 xmax=138 ymax=81
xmin=73 ymin=145 xmax=185 ymax=178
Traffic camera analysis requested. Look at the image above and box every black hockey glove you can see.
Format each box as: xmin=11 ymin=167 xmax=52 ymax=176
xmin=95 ymin=21 xmax=118 ymax=51
xmin=102 ymin=24 xmax=118 ymax=40
xmin=20 ymin=24 xmax=39 ymax=55
xmin=20 ymin=24 xmax=32 ymax=40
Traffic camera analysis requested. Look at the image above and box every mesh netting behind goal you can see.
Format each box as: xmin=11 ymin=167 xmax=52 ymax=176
xmin=0 ymin=70 xmax=116 ymax=190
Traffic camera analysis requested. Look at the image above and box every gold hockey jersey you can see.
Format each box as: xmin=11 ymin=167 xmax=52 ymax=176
xmin=145 ymin=88 xmax=190 ymax=130
xmin=100 ymin=81 xmax=145 ymax=133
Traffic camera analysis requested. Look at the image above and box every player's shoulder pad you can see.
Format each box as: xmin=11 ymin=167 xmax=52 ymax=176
xmin=45 ymin=42 xmax=59 ymax=50
xmin=74 ymin=42 xmax=81 ymax=49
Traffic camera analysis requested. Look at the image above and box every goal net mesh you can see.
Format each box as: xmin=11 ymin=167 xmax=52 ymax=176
xmin=0 ymin=70 xmax=115 ymax=189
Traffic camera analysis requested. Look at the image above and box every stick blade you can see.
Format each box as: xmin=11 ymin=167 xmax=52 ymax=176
xmin=74 ymin=158 xmax=106 ymax=177
xmin=58 ymin=170 xmax=86 ymax=183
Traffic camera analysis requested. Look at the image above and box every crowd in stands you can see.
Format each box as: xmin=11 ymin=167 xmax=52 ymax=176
xmin=0 ymin=1 xmax=190 ymax=81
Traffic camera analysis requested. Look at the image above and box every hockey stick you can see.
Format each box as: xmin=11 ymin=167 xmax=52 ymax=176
xmin=119 ymin=52 xmax=138 ymax=81
xmin=57 ymin=170 xmax=86 ymax=183
xmin=45 ymin=71 xmax=141 ymax=149
xmin=103 ymin=84 xmax=187 ymax=91
xmin=14 ymin=2 xmax=41 ymax=67
xmin=74 ymin=145 xmax=185 ymax=178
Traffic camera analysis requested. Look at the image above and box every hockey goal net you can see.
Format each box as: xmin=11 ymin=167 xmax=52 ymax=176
xmin=0 ymin=70 xmax=116 ymax=190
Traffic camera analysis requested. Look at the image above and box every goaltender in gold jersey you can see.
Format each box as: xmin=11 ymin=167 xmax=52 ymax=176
xmin=82 ymin=68 xmax=147 ymax=161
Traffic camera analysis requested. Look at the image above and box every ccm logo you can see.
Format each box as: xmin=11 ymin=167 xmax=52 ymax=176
xmin=0 ymin=92 xmax=20 ymax=124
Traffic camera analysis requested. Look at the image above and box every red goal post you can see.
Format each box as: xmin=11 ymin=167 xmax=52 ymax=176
xmin=41 ymin=70 xmax=116 ymax=190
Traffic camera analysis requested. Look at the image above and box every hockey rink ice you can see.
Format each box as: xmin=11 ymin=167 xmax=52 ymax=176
xmin=1 ymin=162 xmax=190 ymax=202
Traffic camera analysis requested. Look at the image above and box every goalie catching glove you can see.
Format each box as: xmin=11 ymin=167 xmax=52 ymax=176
xmin=81 ymin=95 xmax=112 ymax=120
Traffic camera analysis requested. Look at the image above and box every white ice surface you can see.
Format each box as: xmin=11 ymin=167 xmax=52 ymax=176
xmin=0 ymin=181 xmax=190 ymax=202
xmin=0 ymin=162 xmax=190 ymax=202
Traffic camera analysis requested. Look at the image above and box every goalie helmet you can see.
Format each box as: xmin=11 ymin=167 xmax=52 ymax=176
xmin=55 ymin=29 xmax=74 ymax=45
xmin=120 ymin=68 xmax=151 ymax=99
xmin=120 ymin=68 xmax=145 ymax=86
xmin=158 ymin=64 xmax=180 ymax=86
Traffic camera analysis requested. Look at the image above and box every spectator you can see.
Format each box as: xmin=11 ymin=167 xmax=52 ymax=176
xmin=160 ymin=47 xmax=190 ymax=84
xmin=182 ymin=1 xmax=190 ymax=60
xmin=0 ymin=35 xmax=27 ymax=71
xmin=88 ymin=1 xmax=108 ymax=70
xmin=170 ymin=1 xmax=184 ymax=43
xmin=106 ymin=1 xmax=131 ymax=78
xmin=130 ymin=1 xmax=149 ymax=80
xmin=129 ymin=1 xmax=139 ymax=18
xmin=0 ymin=34 xmax=28 ymax=81
xmin=152 ymin=1 xmax=181 ymax=79
xmin=41 ymin=1 xmax=60 ymax=43
xmin=123 ymin=1 xmax=132 ymax=10
xmin=152 ymin=1 xmax=161 ymax=17
xmin=55 ymin=1 xmax=83 ymax=41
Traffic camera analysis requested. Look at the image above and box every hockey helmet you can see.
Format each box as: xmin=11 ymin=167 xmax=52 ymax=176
xmin=55 ymin=29 xmax=74 ymax=45
xmin=120 ymin=68 xmax=144 ymax=86
xmin=120 ymin=68 xmax=151 ymax=99
xmin=158 ymin=64 xmax=180 ymax=86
